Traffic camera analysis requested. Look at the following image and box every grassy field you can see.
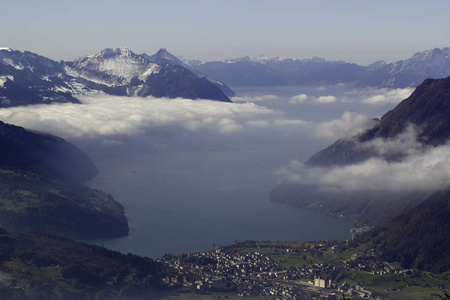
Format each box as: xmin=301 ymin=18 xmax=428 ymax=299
xmin=339 ymin=270 xmax=449 ymax=300
xmin=163 ymin=291 xmax=268 ymax=300
xmin=270 ymin=253 xmax=320 ymax=268
xmin=238 ymin=242 xmax=450 ymax=300
xmin=239 ymin=247 xmax=278 ymax=255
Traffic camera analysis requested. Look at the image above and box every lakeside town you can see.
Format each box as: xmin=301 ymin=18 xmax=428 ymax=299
xmin=157 ymin=239 xmax=438 ymax=300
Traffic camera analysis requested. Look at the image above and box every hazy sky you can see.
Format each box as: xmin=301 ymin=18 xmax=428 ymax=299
xmin=1 ymin=0 xmax=449 ymax=65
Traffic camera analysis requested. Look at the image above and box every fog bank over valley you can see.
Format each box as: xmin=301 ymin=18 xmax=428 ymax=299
xmin=0 ymin=85 xmax=427 ymax=257
xmin=0 ymin=86 xmax=423 ymax=192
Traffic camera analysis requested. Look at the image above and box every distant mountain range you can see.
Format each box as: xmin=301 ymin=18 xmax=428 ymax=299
xmin=192 ymin=47 xmax=450 ymax=88
xmin=2 ymin=46 xmax=450 ymax=107
xmin=0 ymin=47 xmax=233 ymax=107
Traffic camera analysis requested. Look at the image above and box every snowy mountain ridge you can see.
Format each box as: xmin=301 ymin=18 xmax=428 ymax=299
xmin=0 ymin=47 xmax=233 ymax=106
xmin=358 ymin=47 xmax=450 ymax=88
xmin=66 ymin=48 xmax=162 ymax=87
xmin=194 ymin=47 xmax=450 ymax=88
xmin=221 ymin=54 xmax=336 ymax=65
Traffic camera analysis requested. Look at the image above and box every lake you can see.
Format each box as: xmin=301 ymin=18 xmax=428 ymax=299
xmin=86 ymin=138 xmax=352 ymax=258
xmin=83 ymin=86 xmax=400 ymax=258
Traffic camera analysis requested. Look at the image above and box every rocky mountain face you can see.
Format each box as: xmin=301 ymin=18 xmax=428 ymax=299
xmin=148 ymin=48 xmax=235 ymax=97
xmin=270 ymin=76 xmax=450 ymax=225
xmin=0 ymin=120 xmax=129 ymax=239
xmin=0 ymin=47 xmax=233 ymax=107
xmin=193 ymin=47 xmax=450 ymax=88
xmin=0 ymin=48 xmax=79 ymax=106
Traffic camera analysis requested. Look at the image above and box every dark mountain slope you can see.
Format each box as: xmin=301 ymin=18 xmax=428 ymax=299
xmin=306 ymin=76 xmax=450 ymax=168
xmin=364 ymin=76 xmax=450 ymax=145
xmin=0 ymin=228 xmax=167 ymax=300
xmin=0 ymin=120 xmax=98 ymax=183
xmin=271 ymin=76 xmax=450 ymax=224
xmin=0 ymin=49 xmax=79 ymax=106
xmin=147 ymin=48 xmax=235 ymax=97
xmin=0 ymin=121 xmax=128 ymax=239
xmin=358 ymin=188 xmax=450 ymax=273
xmin=0 ymin=168 xmax=129 ymax=239
xmin=136 ymin=64 xmax=232 ymax=102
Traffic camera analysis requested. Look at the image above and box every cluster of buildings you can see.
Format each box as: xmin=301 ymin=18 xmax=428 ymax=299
xmin=157 ymin=242 xmax=385 ymax=299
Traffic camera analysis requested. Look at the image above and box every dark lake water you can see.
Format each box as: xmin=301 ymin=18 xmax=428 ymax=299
xmin=86 ymin=148 xmax=352 ymax=258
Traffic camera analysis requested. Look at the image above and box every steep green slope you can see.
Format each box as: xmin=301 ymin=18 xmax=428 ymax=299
xmin=0 ymin=168 xmax=128 ymax=239
xmin=0 ymin=228 xmax=167 ymax=300
xmin=0 ymin=121 xmax=128 ymax=239
xmin=360 ymin=189 xmax=450 ymax=273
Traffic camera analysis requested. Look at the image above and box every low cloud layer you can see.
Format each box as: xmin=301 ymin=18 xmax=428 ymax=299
xmin=359 ymin=125 xmax=426 ymax=157
xmin=314 ymin=112 xmax=378 ymax=140
xmin=313 ymin=95 xmax=337 ymax=104
xmin=0 ymin=95 xmax=285 ymax=138
xmin=278 ymin=128 xmax=450 ymax=192
xmin=231 ymin=94 xmax=280 ymax=103
xmin=359 ymin=87 xmax=414 ymax=105
xmin=289 ymin=94 xmax=308 ymax=104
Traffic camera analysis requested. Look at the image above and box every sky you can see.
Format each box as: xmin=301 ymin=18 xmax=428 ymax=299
xmin=1 ymin=0 xmax=449 ymax=65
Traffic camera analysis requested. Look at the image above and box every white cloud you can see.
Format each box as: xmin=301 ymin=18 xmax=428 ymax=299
xmin=313 ymin=95 xmax=337 ymax=104
xmin=231 ymin=94 xmax=280 ymax=103
xmin=289 ymin=94 xmax=308 ymax=104
xmin=273 ymin=119 xmax=309 ymax=126
xmin=361 ymin=88 xmax=414 ymax=105
xmin=314 ymin=112 xmax=378 ymax=140
xmin=245 ymin=119 xmax=271 ymax=128
xmin=0 ymin=95 xmax=281 ymax=138
xmin=0 ymin=94 xmax=311 ymax=139
xmin=217 ymin=118 xmax=243 ymax=133
xmin=359 ymin=124 xmax=425 ymax=157
xmin=278 ymin=128 xmax=450 ymax=192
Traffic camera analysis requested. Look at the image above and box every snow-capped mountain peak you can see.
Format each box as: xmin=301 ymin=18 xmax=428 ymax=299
xmin=147 ymin=48 xmax=185 ymax=67
xmin=0 ymin=47 xmax=233 ymax=106
xmin=89 ymin=47 xmax=136 ymax=59
xmin=66 ymin=48 xmax=160 ymax=86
